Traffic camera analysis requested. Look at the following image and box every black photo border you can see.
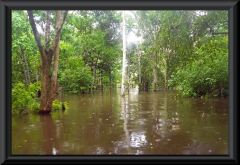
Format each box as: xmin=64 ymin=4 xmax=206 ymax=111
xmin=0 ymin=0 xmax=239 ymax=164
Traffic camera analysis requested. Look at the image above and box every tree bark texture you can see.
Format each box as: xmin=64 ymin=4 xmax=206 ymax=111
xmin=39 ymin=52 xmax=53 ymax=113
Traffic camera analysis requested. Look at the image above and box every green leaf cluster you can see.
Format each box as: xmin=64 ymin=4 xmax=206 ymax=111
xmin=12 ymin=82 xmax=41 ymax=114
xmin=59 ymin=56 xmax=93 ymax=94
xmin=52 ymin=99 xmax=69 ymax=111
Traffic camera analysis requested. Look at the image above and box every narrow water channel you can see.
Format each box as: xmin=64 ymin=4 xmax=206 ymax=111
xmin=12 ymin=88 xmax=228 ymax=155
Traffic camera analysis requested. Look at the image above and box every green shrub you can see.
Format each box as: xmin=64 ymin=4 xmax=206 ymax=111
xmin=59 ymin=56 xmax=92 ymax=94
xmin=52 ymin=99 xmax=62 ymax=111
xmin=12 ymin=82 xmax=41 ymax=114
xmin=170 ymin=36 xmax=228 ymax=97
xmin=62 ymin=101 xmax=69 ymax=111
xmin=29 ymin=102 xmax=40 ymax=112
xmin=52 ymin=99 xmax=69 ymax=111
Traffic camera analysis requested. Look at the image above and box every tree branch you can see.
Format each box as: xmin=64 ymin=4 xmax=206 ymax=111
xmin=45 ymin=10 xmax=51 ymax=49
xmin=27 ymin=10 xmax=44 ymax=56
xmin=51 ymin=10 xmax=68 ymax=53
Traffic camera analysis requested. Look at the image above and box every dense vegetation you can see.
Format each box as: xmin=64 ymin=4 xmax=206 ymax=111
xmin=12 ymin=10 xmax=228 ymax=114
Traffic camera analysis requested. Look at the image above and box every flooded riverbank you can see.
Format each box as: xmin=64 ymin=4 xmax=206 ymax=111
xmin=12 ymin=88 xmax=228 ymax=155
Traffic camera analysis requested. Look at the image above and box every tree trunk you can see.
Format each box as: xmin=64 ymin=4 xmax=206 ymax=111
xmin=127 ymin=65 xmax=130 ymax=94
xmin=164 ymin=58 xmax=169 ymax=90
xmin=55 ymin=81 xmax=59 ymax=94
xmin=20 ymin=47 xmax=31 ymax=86
xmin=145 ymin=81 xmax=149 ymax=91
xmin=39 ymin=53 xmax=53 ymax=113
xmin=137 ymin=43 xmax=142 ymax=91
xmin=121 ymin=11 xmax=127 ymax=97
xmin=152 ymin=23 xmax=158 ymax=92
xmin=153 ymin=65 xmax=157 ymax=92
xmin=109 ymin=68 xmax=112 ymax=92
xmin=45 ymin=11 xmax=51 ymax=48
xmin=49 ymin=11 xmax=61 ymax=109
xmin=164 ymin=72 xmax=167 ymax=90
xmin=27 ymin=10 xmax=68 ymax=114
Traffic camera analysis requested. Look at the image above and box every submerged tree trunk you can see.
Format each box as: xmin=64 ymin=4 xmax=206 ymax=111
xmin=28 ymin=10 xmax=68 ymax=114
xmin=121 ymin=11 xmax=127 ymax=97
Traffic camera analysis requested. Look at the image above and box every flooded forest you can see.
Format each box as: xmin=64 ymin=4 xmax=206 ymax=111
xmin=12 ymin=10 xmax=228 ymax=155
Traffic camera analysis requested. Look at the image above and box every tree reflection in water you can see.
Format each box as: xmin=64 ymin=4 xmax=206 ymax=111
xmin=39 ymin=115 xmax=60 ymax=155
xmin=121 ymin=96 xmax=130 ymax=153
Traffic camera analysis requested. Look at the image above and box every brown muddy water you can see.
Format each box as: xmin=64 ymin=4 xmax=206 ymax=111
xmin=12 ymin=88 xmax=228 ymax=155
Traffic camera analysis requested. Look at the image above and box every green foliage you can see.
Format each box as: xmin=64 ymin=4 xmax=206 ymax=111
xmin=171 ymin=36 xmax=228 ymax=97
xmin=62 ymin=101 xmax=69 ymax=111
xmin=12 ymin=82 xmax=30 ymax=114
xmin=12 ymin=82 xmax=41 ymax=114
xmin=30 ymin=102 xmax=40 ymax=112
xmin=59 ymin=56 xmax=93 ymax=94
xmin=11 ymin=9 xmax=228 ymax=117
xmin=12 ymin=11 xmax=39 ymax=85
xmin=52 ymin=99 xmax=62 ymax=111
xmin=28 ymin=82 xmax=41 ymax=95
xmin=52 ymin=99 xmax=69 ymax=111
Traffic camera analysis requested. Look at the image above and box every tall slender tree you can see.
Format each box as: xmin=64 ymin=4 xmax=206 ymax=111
xmin=121 ymin=11 xmax=127 ymax=97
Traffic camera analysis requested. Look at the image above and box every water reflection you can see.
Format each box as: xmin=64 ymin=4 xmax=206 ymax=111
xmin=39 ymin=115 xmax=60 ymax=155
xmin=121 ymin=97 xmax=130 ymax=152
xmin=12 ymin=89 xmax=228 ymax=155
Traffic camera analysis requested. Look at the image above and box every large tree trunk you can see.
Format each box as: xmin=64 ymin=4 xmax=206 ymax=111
xmin=39 ymin=53 xmax=53 ymax=113
xmin=121 ymin=11 xmax=127 ymax=97
xmin=27 ymin=10 xmax=68 ymax=114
